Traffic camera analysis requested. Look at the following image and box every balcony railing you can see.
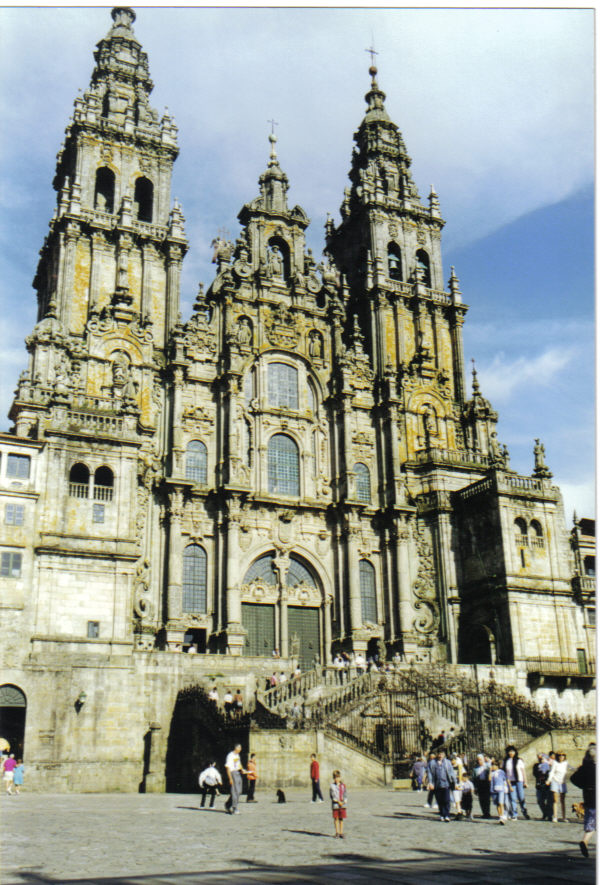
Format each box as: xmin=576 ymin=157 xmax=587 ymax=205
xmin=69 ymin=482 xmax=88 ymax=499
xmin=525 ymin=657 xmax=596 ymax=677
xmin=93 ymin=486 xmax=113 ymax=502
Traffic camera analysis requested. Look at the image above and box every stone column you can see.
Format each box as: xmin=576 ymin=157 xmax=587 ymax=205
xmin=166 ymin=487 xmax=184 ymax=648
xmin=347 ymin=525 xmax=366 ymax=652
xmin=59 ymin=223 xmax=79 ymax=328
xmin=165 ymin=244 xmax=183 ymax=344
xmin=225 ymin=514 xmax=245 ymax=655
xmin=435 ymin=507 xmax=459 ymax=652
xmin=274 ymin=554 xmax=290 ymax=659
xmin=171 ymin=368 xmax=184 ymax=476
xmin=144 ymin=722 xmax=165 ymax=793
xmin=87 ymin=232 xmax=104 ymax=317
xmin=324 ymin=595 xmax=333 ymax=661
xmin=396 ymin=521 xmax=414 ymax=642
xmin=450 ymin=311 xmax=466 ymax=404
xmin=140 ymin=243 xmax=154 ymax=320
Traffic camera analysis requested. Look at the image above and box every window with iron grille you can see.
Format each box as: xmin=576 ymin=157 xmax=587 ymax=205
xmin=287 ymin=557 xmax=316 ymax=588
xmin=1 ymin=552 xmax=22 ymax=578
xmin=354 ymin=463 xmax=371 ymax=503
xmin=6 ymin=455 xmax=30 ymax=479
xmin=182 ymin=545 xmax=207 ymax=613
xmin=268 ymin=434 xmax=299 ymax=496
xmin=5 ymin=503 xmax=25 ymax=526
xmin=244 ymin=554 xmax=277 ymax=585
xmin=359 ymin=559 xmax=377 ymax=624
xmin=185 ymin=440 xmax=207 ymax=484
xmin=268 ymin=363 xmax=298 ymax=410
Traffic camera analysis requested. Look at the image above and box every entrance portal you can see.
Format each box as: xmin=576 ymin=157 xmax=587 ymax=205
xmin=0 ymin=685 xmax=26 ymax=757
xmin=242 ymin=603 xmax=275 ymax=657
xmin=288 ymin=606 xmax=319 ymax=670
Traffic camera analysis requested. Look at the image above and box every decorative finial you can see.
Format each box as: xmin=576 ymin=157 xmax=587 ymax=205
xmin=471 ymin=358 xmax=481 ymax=394
xmin=267 ymin=119 xmax=279 ymax=162
xmin=365 ymin=44 xmax=379 ymax=82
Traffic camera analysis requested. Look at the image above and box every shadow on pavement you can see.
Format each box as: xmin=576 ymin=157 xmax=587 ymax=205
xmin=6 ymin=845 xmax=595 ymax=885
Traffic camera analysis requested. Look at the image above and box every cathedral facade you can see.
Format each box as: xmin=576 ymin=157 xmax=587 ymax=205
xmin=0 ymin=8 xmax=594 ymax=789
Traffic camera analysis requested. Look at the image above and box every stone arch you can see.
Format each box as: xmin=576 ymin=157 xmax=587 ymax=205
xmin=134 ymin=176 xmax=153 ymax=223
xmin=94 ymin=166 xmax=115 ymax=213
xmin=0 ymin=684 xmax=26 ymax=758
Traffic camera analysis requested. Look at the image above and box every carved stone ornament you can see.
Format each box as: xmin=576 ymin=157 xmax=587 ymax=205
xmin=265 ymin=305 xmax=300 ymax=348
xmin=411 ymin=517 xmax=439 ymax=635
xmin=241 ymin=579 xmax=279 ymax=605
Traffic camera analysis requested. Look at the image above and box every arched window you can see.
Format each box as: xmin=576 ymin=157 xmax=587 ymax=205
xmin=94 ymin=167 xmax=115 ymax=213
xmin=268 ymin=363 xmax=298 ymax=409
xmin=529 ymin=519 xmax=544 ymax=549
xmin=514 ymin=518 xmax=528 ymax=544
xmin=185 ymin=440 xmax=207 ymax=484
xmin=354 ymin=463 xmax=371 ymax=503
xmin=359 ymin=560 xmax=377 ymax=624
xmin=94 ymin=466 xmax=114 ymax=501
xmin=69 ymin=463 xmax=89 ymax=498
xmin=415 ymin=249 xmax=431 ymax=287
xmin=268 ymin=434 xmax=300 ymax=496
xmin=244 ymin=554 xmax=277 ymax=585
xmin=134 ymin=177 xmax=153 ymax=222
xmin=287 ymin=557 xmax=317 ymax=588
xmin=387 ymin=242 xmax=402 ymax=281
xmin=182 ymin=545 xmax=207 ymax=613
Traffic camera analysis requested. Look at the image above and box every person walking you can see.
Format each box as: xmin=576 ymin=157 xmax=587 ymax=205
xmin=502 ymin=745 xmax=530 ymax=820
xmin=533 ymin=752 xmax=552 ymax=821
xmin=473 ymin=754 xmax=492 ymax=818
xmin=547 ymin=751 xmax=569 ymax=822
xmin=2 ymin=753 xmax=17 ymax=795
xmin=198 ymin=761 xmax=222 ymax=808
xmin=459 ymin=771 xmax=475 ymax=820
xmin=310 ymin=753 xmax=324 ymax=802
xmin=12 ymin=760 xmax=24 ymax=795
xmin=427 ymin=749 xmax=456 ymax=822
xmin=572 ymin=743 xmax=596 ymax=857
xmin=423 ymin=751 xmax=437 ymax=809
xmin=246 ymin=753 xmax=258 ymax=802
xmin=411 ymin=755 xmax=426 ymax=791
xmin=224 ymin=743 xmax=246 ymax=815
xmin=450 ymin=753 xmax=464 ymax=816
xmin=330 ymin=769 xmax=347 ymax=838
xmin=489 ymin=760 xmax=508 ymax=824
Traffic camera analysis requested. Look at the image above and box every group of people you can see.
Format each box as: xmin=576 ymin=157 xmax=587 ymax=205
xmin=198 ymin=747 xmax=348 ymax=838
xmin=410 ymin=743 xmax=596 ymax=855
xmin=207 ymin=686 xmax=245 ymax=718
xmin=1 ymin=752 xmax=24 ymax=795
xmin=331 ymin=651 xmax=402 ymax=684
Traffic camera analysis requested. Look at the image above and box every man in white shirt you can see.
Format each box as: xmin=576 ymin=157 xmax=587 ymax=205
xmin=198 ymin=761 xmax=222 ymax=808
xmin=224 ymin=743 xmax=246 ymax=814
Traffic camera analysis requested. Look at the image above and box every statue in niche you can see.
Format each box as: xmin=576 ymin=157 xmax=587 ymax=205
xmin=54 ymin=357 xmax=70 ymax=398
xmin=234 ymin=244 xmax=252 ymax=278
xmin=422 ymin=407 xmax=436 ymax=447
xmin=489 ymin=431 xmax=504 ymax=466
xmin=309 ymin=330 xmax=323 ymax=359
xmin=237 ymin=317 xmax=252 ymax=346
xmin=111 ymin=352 xmax=129 ymax=391
xmin=267 ymin=245 xmax=283 ymax=278
xmin=117 ymin=250 xmax=129 ymax=290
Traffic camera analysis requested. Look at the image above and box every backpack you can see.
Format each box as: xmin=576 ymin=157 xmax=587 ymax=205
xmin=570 ymin=766 xmax=585 ymax=789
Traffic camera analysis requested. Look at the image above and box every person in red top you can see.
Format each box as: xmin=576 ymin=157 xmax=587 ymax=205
xmin=246 ymin=753 xmax=258 ymax=802
xmin=310 ymin=753 xmax=324 ymax=802
xmin=2 ymin=753 xmax=17 ymax=795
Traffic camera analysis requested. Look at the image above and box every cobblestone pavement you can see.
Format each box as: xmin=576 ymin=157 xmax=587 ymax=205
xmin=1 ymin=787 xmax=596 ymax=884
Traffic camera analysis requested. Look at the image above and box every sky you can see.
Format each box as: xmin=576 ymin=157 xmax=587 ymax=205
xmin=0 ymin=6 xmax=594 ymax=521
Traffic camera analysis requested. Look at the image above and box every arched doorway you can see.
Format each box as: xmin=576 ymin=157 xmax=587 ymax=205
xmin=0 ymin=685 xmax=26 ymax=757
xmin=459 ymin=623 xmax=495 ymax=665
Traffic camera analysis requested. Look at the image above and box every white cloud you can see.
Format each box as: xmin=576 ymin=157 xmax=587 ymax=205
xmin=554 ymin=480 xmax=596 ymax=525
xmin=477 ymin=348 xmax=575 ymax=403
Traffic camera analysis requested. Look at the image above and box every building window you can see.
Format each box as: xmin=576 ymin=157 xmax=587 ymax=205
xmin=69 ymin=462 xmax=90 ymax=498
xmin=92 ymin=503 xmax=105 ymax=524
xmin=354 ymin=463 xmax=371 ymax=503
xmin=244 ymin=554 xmax=277 ymax=586
xmin=268 ymin=363 xmax=298 ymax=410
xmin=182 ymin=545 xmax=207 ymax=613
xmin=6 ymin=455 xmax=30 ymax=479
xmin=529 ymin=519 xmax=544 ymax=549
xmin=87 ymin=621 xmax=100 ymax=639
xmin=584 ymin=556 xmax=595 ymax=577
xmin=415 ymin=249 xmax=431 ymax=287
xmin=514 ymin=518 xmax=528 ymax=546
xmin=387 ymin=242 xmax=402 ymax=281
xmin=5 ymin=504 xmax=25 ymax=526
xmin=287 ymin=557 xmax=317 ymax=588
xmin=134 ymin=177 xmax=153 ymax=222
xmin=94 ymin=466 xmax=114 ymax=501
xmin=587 ymin=607 xmax=596 ymax=626
xmin=268 ymin=434 xmax=300 ymax=496
xmin=94 ymin=167 xmax=115 ymax=213
xmin=359 ymin=560 xmax=377 ymax=624
xmin=185 ymin=441 xmax=207 ymax=484
xmin=1 ymin=552 xmax=22 ymax=578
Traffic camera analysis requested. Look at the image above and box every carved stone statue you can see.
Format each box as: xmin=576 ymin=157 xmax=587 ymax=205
xmin=309 ymin=330 xmax=323 ymax=359
xmin=267 ymin=245 xmax=283 ymax=278
xmin=533 ymin=438 xmax=552 ymax=478
xmin=237 ymin=317 xmax=252 ymax=346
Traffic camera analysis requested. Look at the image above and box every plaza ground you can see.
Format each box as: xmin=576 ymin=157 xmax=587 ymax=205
xmin=1 ymin=786 xmax=595 ymax=884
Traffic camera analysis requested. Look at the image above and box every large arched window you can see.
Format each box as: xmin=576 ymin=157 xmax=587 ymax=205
xmin=354 ymin=463 xmax=371 ymax=503
xmin=69 ymin=463 xmax=90 ymax=498
xmin=182 ymin=545 xmax=207 ymax=613
xmin=415 ymin=249 xmax=431 ymax=287
xmin=529 ymin=519 xmax=544 ymax=549
xmin=514 ymin=518 xmax=528 ymax=544
xmin=186 ymin=440 xmax=207 ymax=484
xmin=94 ymin=466 xmax=114 ymax=501
xmin=268 ymin=434 xmax=300 ymax=496
xmin=94 ymin=167 xmax=115 ymax=213
xmin=287 ymin=557 xmax=317 ymax=588
xmin=244 ymin=554 xmax=277 ymax=585
xmin=134 ymin=177 xmax=153 ymax=222
xmin=359 ymin=560 xmax=377 ymax=624
xmin=387 ymin=242 xmax=402 ymax=281
xmin=268 ymin=363 xmax=298 ymax=409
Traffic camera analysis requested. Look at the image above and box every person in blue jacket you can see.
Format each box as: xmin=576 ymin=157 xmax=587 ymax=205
xmin=427 ymin=749 xmax=457 ymax=822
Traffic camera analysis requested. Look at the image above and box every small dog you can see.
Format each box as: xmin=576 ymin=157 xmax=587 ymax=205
xmin=572 ymin=802 xmax=585 ymax=822
xmin=276 ymin=788 xmax=286 ymax=804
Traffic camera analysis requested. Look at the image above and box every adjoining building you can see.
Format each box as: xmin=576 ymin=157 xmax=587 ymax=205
xmin=0 ymin=7 xmax=594 ymax=791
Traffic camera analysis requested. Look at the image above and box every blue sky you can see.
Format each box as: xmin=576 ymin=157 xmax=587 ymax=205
xmin=0 ymin=6 xmax=594 ymax=520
